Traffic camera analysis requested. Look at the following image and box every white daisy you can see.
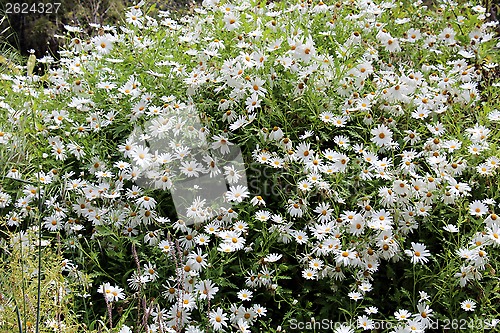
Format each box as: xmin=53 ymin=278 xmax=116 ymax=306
xmin=443 ymin=224 xmax=459 ymax=233
xmin=371 ymin=124 xmax=393 ymax=147
xmin=237 ymin=289 xmax=253 ymax=301
xmin=460 ymin=299 xmax=476 ymax=312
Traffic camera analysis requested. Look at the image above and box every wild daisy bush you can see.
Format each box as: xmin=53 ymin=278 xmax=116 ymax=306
xmin=1 ymin=0 xmax=500 ymax=332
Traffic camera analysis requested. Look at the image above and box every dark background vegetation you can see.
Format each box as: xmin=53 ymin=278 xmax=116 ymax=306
xmin=0 ymin=0 xmax=199 ymax=59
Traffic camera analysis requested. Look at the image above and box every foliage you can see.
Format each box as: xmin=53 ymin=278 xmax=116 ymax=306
xmin=0 ymin=0 xmax=500 ymax=332
xmin=0 ymin=227 xmax=84 ymax=332
xmin=0 ymin=8 xmax=23 ymax=75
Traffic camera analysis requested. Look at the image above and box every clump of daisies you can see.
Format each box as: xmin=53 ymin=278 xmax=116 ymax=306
xmin=0 ymin=0 xmax=499 ymax=331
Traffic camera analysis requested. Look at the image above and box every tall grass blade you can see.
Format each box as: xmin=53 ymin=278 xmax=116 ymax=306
xmin=15 ymin=303 xmax=24 ymax=333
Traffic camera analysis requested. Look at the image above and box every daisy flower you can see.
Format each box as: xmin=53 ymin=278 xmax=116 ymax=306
xmin=443 ymin=224 xmax=459 ymax=233
xmin=319 ymin=111 xmax=334 ymax=123
xmin=334 ymin=135 xmax=350 ymax=149
xmin=136 ymin=195 xmax=157 ymax=210
xmin=269 ymin=126 xmax=283 ymax=141
xmin=357 ymin=315 xmax=374 ymax=330
xmin=0 ymin=191 xmax=12 ymax=209
xmin=245 ymin=93 xmax=261 ymax=111
xmin=486 ymin=224 xmax=500 ymax=247
xmin=6 ymin=212 xmax=21 ymax=227
xmin=488 ymin=109 xmax=500 ymax=121
xmin=309 ymin=258 xmax=324 ymax=270
xmin=337 ymin=248 xmax=357 ymax=266
xmin=212 ymin=134 xmax=234 ymax=155
xmin=6 ymin=168 xmax=21 ymax=179
xmin=195 ymin=279 xmax=219 ymax=300
xmin=203 ymin=155 xmax=221 ymax=177
xmin=439 ymin=27 xmax=456 ymax=45
xmin=332 ymin=115 xmax=348 ymax=127
xmin=98 ymin=282 xmax=125 ymax=302
xmin=414 ymin=302 xmax=433 ymax=327
xmin=143 ymin=262 xmax=158 ymax=282
xmin=403 ymin=130 xmax=421 ymax=145
xmin=394 ymin=309 xmax=412 ymax=321
xmin=406 ymin=319 xmax=425 ymax=332
xmin=255 ymin=151 xmax=271 ymax=164
xmin=194 ymin=233 xmax=210 ymax=246
xmin=224 ymin=12 xmax=241 ymax=31
xmin=269 ymin=156 xmax=284 ymax=168
xmin=288 ymin=201 xmax=304 ymax=217
xmin=250 ymin=195 xmax=266 ymax=206
xmin=248 ymin=77 xmax=267 ymax=96
xmin=222 ymin=233 xmax=245 ymax=251
xmin=358 ymin=281 xmax=373 ymax=294
xmin=224 ymin=165 xmax=243 ymax=184
xmin=442 ymin=139 xmax=462 ymax=152
xmin=43 ymin=214 xmax=62 ymax=231
xmin=348 ymin=291 xmax=363 ymax=301
xmin=469 ymin=143 xmax=486 ymax=155
xmin=298 ymin=179 xmax=312 ymax=192
xmin=295 ymin=142 xmax=313 ymax=161
xmin=264 ymin=253 xmax=282 ymax=263
xmin=235 ymin=319 xmax=251 ymax=333
xmin=131 ymin=145 xmax=152 ymax=168
xmin=144 ymin=230 xmax=160 ymax=246
xmin=93 ymin=35 xmax=114 ymax=55
xmin=334 ymin=324 xmax=355 ymax=333
xmin=253 ymin=209 xmax=271 ymax=223
xmin=299 ymin=130 xmax=314 ymax=140
xmin=476 ymin=163 xmax=492 ymax=176
xmin=126 ymin=8 xmax=144 ymax=27
xmin=253 ymin=304 xmax=267 ymax=317
xmin=405 ymin=242 xmax=431 ymax=264
xmin=383 ymin=36 xmax=401 ymax=53
xmin=180 ymin=160 xmax=205 ymax=177
xmin=486 ymin=156 xmax=499 ymax=169
xmin=180 ymin=293 xmax=196 ymax=310
xmin=292 ymin=230 xmax=308 ymax=244
xmin=314 ymin=202 xmax=333 ymax=223
xmin=469 ymin=200 xmax=488 ymax=217
xmin=233 ymin=220 xmax=248 ymax=233
xmin=187 ymin=249 xmax=208 ymax=272
xmin=371 ymin=124 xmax=393 ymax=147
xmin=158 ymin=239 xmax=174 ymax=253
xmin=225 ymin=185 xmax=249 ymax=203
xmin=406 ymin=28 xmax=421 ymax=42
xmin=237 ymin=289 xmax=253 ymax=301
xmin=209 ymin=308 xmax=228 ymax=331
xmin=302 ymin=268 xmax=317 ymax=280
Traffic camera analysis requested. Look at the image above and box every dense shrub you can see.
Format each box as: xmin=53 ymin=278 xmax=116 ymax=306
xmin=0 ymin=0 xmax=499 ymax=332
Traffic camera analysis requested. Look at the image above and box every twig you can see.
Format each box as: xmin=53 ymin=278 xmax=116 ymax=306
xmin=143 ymin=299 xmax=155 ymax=328
xmin=131 ymin=243 xmax=150 ymax=333
xmin=166 ymin=233 xmax=184 ymax=333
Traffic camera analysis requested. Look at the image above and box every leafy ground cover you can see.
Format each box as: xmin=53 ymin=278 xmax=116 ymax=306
xmin=0 ymin=0 xmax=500 ymax=332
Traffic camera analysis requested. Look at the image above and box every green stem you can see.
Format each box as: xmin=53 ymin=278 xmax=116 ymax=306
xmin=19 ymin=231 xmax=27 ymax=329
xmin=35 ymin=173 xmax=45 ymax=333
xmin=15 ymin=303 xmax=24 ymax=333
xmin=413 ymin=263 xmax=417 ymax=309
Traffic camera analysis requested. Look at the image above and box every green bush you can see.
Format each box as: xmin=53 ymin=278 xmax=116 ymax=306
xmin=0 ymin=0 xmax=499 ymax=332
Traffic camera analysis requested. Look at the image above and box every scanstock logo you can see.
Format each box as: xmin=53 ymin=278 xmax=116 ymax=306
xmin=125 ymin=100 xmax=247 ymax=226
